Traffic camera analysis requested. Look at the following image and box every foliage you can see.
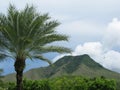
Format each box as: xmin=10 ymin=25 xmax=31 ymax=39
xmin=7 ymin=82 xmax=16 ymax=90
xmin=23 ymin=79 xmax=50 ymax=90
xmin=0 ymin=80 xmax=9 ymax=90
xmin=88 ymin=77 xmax=116 ymax=90
xmin=0 ymin=76 xmax=117 ymax=90
xmin=50 ymin=76 xmax=88 ymax=90
xmin=50 ymin=76 xmax=116 ymax=90
xmin=116 ymin=80 xmax=120 ymax=90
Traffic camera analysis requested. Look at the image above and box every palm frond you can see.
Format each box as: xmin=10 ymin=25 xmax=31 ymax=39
xmin=34 ymin=34 xmax=69 ymax=46
xmin=39 ymin=21 xmax=60 ymax=35
xmin=33 ymin=54 xmax=52 ymax=65
xmin=27 ymin=14 xmax=49 ymax=38
xmin=32 ymin=46 xmax=72 ymax=54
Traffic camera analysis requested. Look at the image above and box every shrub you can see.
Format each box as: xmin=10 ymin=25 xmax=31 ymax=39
xmin=50 ymin=76 xmax=116 ymax=90
xmin=2 ymin=76 xmax=117 ymax=90
xmin=88 ymin=77 xmax=116 ymax=90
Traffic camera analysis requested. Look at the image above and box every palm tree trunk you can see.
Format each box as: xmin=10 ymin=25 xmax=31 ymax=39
xmin=14 ymin=58 xmax=25 ymax=90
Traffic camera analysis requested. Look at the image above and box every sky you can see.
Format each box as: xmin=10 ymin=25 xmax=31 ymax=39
xmin=0 ymin=0 xmax=120 ymax=74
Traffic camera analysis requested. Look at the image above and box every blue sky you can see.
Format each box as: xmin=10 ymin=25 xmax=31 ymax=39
xmin=0 ymin=0 xmax=120 ymax=74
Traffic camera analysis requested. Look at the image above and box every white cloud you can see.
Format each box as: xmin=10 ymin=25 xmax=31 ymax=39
xmin=103 ymin=50 xmax=120 ymax=70
xmin=72 ymin=42 xmax=103 ymax=56
xmin=103 ymin=18 xmax=120 ymax=49
xmin=72 ymin=42 xmax=105 ymax=65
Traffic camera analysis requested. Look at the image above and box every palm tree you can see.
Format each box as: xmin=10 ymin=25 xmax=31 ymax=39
xmin=0 ymin=4 xmax=71 ymax=90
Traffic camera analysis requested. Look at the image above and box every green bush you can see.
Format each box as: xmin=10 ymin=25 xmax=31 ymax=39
xmin=88 ymin=77 xmax=116 ymax=90
xmin=50 ymin=76 xmax=88 ymax=90
xmin=50 ymin=76 xmax=116 ymax=90
xmin=0 ymin=80 xmax=9 ymax=90
xmin=50 ymin=77 xmax=73 ymax=90
xmin=0 ymin=76 xmax=117 ymax=90
xmin=7 ymin=82 xmax=16 ymax=90
xmin=7 ymin=79 xmax=51 ymax=90
xmin=29 ymin=79 xmax=50 ymax=90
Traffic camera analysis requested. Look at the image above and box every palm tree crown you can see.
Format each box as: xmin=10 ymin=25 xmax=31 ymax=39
xmin=0 ymin=4 xmax=71 ymax=62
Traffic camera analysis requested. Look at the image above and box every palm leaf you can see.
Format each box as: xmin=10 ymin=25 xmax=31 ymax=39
xmin=33 ymin=34 xmax=69 ymax=46
xmin=33 ymin=54 xmax=52 ymax=65
xmin=31 ymin=46 xmax=72 ymax=54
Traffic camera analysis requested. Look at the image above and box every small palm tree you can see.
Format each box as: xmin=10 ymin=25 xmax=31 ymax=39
xmin=0 ymin=4 xmax=71 ymax=90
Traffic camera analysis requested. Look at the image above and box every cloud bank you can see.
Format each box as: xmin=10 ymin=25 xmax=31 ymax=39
xmin=103 ymin=18 xmax=120 ymax=49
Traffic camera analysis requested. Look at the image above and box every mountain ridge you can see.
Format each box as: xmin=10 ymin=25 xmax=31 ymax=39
xmin=3 ymin=54 xmax=120 ymax=81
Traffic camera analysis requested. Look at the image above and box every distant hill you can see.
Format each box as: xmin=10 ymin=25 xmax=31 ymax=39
xmin=3 ymin=54 xmax=120 ymax=81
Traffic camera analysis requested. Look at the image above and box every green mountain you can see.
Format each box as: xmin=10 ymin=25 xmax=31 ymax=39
xmin=3 ymin=54 xmax=120 ymax=81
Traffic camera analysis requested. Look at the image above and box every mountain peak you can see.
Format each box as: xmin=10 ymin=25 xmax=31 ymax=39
xmin=53 ymin=54 xmax=103 ymax=74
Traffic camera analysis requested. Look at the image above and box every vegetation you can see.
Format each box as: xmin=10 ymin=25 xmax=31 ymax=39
xmin=0 ymin=76 xmax=117 ymax=90
xmin=0 ymin=4 xmax=71 ymax=90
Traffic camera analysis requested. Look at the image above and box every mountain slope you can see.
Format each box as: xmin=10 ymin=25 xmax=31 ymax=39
xmin=3 ymin=54 xmax=120 ymax=81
